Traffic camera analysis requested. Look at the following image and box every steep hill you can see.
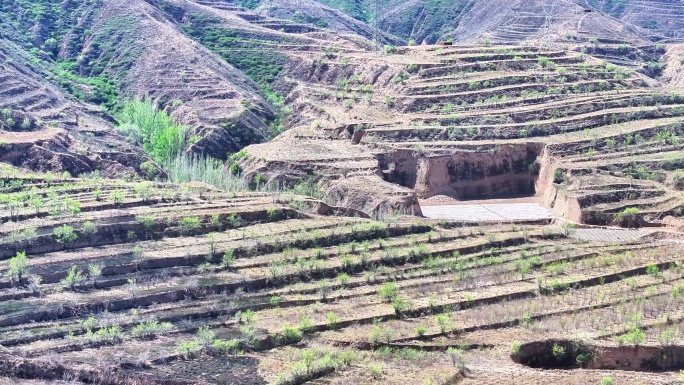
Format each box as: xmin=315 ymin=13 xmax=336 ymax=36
xmin=256 ymin=0 xmax=404 ymax=45
xmin=290 ymin=0 xmax=684 ymax=45
xmin=0 ymin=38 xmax=152 ymax=177
xmin=582 ymin=0 xmax=684 ymax=40
xmin=3 ymin=2 xmax=684 ymax=385
xmin=0 ymin=0 xmax=379 ymax=169
xmin=0 ymin=0 xmax=682 ymax=214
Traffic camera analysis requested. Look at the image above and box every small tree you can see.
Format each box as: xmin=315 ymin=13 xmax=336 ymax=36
xmin=511 ymin=340 xmax=521 ymax=355
xmin=446 ymin=347 xmax=467 ymax=373
xmin=436 ymin=314 xmax=451 ymax=334
xmin=326 ymin=312 xmax=339 ymax=330
xmin=179 ymin=217 xmax=201 ymax=236
xmin=222 ymin=250 xmax=236 ymax=267
xmin=87 ymin=264 xmax=102 ymax=283
xmin=552 ymin=343 xmax=566 ymax=359
xmin=8 ymin=251 xmax=29 ymax=285
xmin=195 ymin=325 xmax=217 ymax=347
xmin=561 ymin=222 xmax=577 ymax=237
xmin=61 ymin=265 xmax=83 ymax=290
xmin=80 ymin=221 xmax=98 ymax=242
xmin=378 ymin=282 xmax=398 ymax=302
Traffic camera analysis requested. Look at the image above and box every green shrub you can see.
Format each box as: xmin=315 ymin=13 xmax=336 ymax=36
xmin=212 ymin=338 xmax=241 ymax=354
xmin=298 ymin=317 xmax=313 ymax=334
xmin=552 ymin=343 xmax=566 ymax=358
xmin=131 ymin=320 xmax=173 ymax=339
xmin=435 ymin=314 xmax=450 ymax=334
xmin=110 ymin=190 xmax=125 ymax=204
xmin=392 ymin=296 xmax=409 ymax=316
xmin=511 ymin=340 xmax=521 ymax=355
xmin=377 ymin=282 xmax=398 ymax=302
xmin=384 ymin=45 xmax=398 ymax=54
xmin=337 ymin=273 xmax=350 ymax=288
xmin=195 ymin=325 xmax=216 ymax=347
xmin=89 ymin=326 xmax=124 ymax=342
xmin=80 ymin=221 xmax=98 ymax=239
xmin=267 ymin=207 xmax=279 ymax=219
xmin=54 ymin=225 xmax=78 ymax=245
xmin=326 ymin=312 xmax=339 ymax=330
xmin=222 ymin=250 xmax=236 ymax=267
xmin=614 ymin=207 xmax=639 ymax=223
xmin=61 ymin=265 xmax=83 ymax=290
xmin=179 ymin=217 xmax=201 ymax=235
xmin=177 ymin=341 xmax=200 ymax=357
xmin=279 ymin=323 xmax=303 ymax=344
xmin=8 ymin=251 xmax=29 ymax=284
xmin=446 ymin=347 xmax=466 ymax=371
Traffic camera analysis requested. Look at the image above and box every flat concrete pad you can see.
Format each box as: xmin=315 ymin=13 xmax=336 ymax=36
xmin=421 ymin=203 xmax=554 ymax=222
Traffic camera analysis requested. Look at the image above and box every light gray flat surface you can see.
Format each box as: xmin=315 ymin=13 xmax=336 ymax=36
xmin=570 ymin=228 xmax=654 ymax=242
xmin=421 ymin=203 xmax=554 ymax=222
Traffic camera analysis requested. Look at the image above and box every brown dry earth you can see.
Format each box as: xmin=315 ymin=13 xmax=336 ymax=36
xmin=0 ymin=165 xmax=682 ymax=384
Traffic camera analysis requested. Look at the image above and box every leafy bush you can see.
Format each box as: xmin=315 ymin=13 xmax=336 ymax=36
xmin=435 ymin=314 xmax=451 ymax=334
xmin=222 ymin=250 xmax=236 ymax=267
xmin=377 ymin=282 xmax=398 ymax=302
xmin=446 ymin=347 xmax=466 ymax=371
xmin=552 ymin=343 xmax=566 ymax=358
xmin=337 ymin=273 xmax=350 ymax=288
xmin=278 ymin=323 xmax=303 ymax=344
xmin=80 ymin=221 xmax=98 ymax=239
xmin=326 ymin=312 xmax=339 ymax=330
xmin=61 ymin=265 xmax=84 ymax=290
xmin=614 ymin=207 xmax=639 ymax=223
xmin=511 ymin=340 xmax=521 ymax=355
xmin=87 ymin=326 xmax=124 ymax=343
xmin=177 ymin=341 xmax=200 ymax=358
xmin=8 ymin=251 xmax=29 ymax=284
xmin=54 ymin=225 xmax=78 ymax=245
xmin=195 ymin=325 xmax=217 ymax=347
xmin=212 ymin=338 xmax=241 ymax=354
xmin=179 ymin=217 xmax=201 ymax=235
xmin=298 ymin=317 xmax=313 ymax=334
xmin=164 ymin=153 xmax=248 ymax=192
xmin=384 ymin=45 xmax=398 ymax=54
xmin=131 ymin=320 xmax=173 ymax=339
xmin=392 ymin=296 xmax=409 ymax=316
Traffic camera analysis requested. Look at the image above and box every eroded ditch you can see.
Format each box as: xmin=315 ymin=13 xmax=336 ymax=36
xmin=515 ymin=339 xmax=684 ymax=372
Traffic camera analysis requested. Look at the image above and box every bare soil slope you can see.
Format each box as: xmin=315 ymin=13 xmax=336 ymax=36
xmin=0 ymin=165 xmax=683 ymax=385
xmin=239 ymin=43 xmax=684 ymax=228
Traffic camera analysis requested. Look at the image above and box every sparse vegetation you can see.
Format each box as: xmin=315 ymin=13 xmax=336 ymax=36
xmin=1 ymin=6 xmax=684 ymax=384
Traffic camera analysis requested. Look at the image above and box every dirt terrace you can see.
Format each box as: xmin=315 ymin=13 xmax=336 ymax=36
xmin=237 ymin=44 xmax=684 ymax=231
xmin=0 ymin=166 xmax=683 ymax=384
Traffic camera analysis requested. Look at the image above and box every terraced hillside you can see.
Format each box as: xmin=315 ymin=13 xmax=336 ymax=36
xmin=0 ymin=0 xmax=375 ymax=169
xmin=0 ymin=39 xmax=152 ymax=177
xmin=3 ymin=2 xmax=684 ymax=385
xmin=280 ymin=0 xmax=684 ymax=45
xmin=583 ymin=0 xmax=684 ymax=40
xmin=240 ymin=44 xmax=684 ymax=228
xmin=2 ymin=164 xmax=684 ymax=384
